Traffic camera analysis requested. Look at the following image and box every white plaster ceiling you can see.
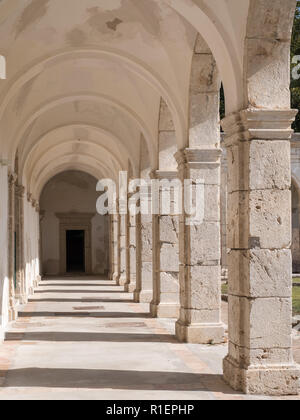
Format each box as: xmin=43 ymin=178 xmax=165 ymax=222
xmin=0 ymin=0 xmax=253 ymax=197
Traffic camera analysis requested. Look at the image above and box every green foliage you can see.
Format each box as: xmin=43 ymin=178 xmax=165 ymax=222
xmin=291 ymin=2 xmax=300 ymax=131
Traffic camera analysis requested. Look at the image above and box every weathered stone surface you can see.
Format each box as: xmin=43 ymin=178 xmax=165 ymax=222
xmin=159 ymin=216 xmax=178 ymax=243
xmin=227 ymin=190 xmax=291 ymax=249
xmin=179 ymin=307 xmax=221 ymax=324
xmin=228 ymin=342 xmax=294 ymax=367
xmin=228 ymin=295 xmax=292 ymax=349
xmin=188 ymin=266 xmax=221 ymax=310
xmin=228 ymin=249 xmax=292 ymax=298
xmin=227 ymin=141 xmax=291 ymax=192
xmin=246 ymin=38 xmax=291 ymax=109
xmin=190 ymin=54 xmax=219 ymax=93
xmin=194 ymin=34 xmax=211 ymax=54
xmin=186 ymin=222 xmax=221 ymax=264
xmin=159 ymin=131 xmax=177 ymax=170
xmin=159 ymin=99 xmax=175 ymax=131
xmin=160 ymin=243 xmax=179 ymax=272
xmin=223 ymin=355 xmax=299 ymax=396
xmin=189 ymin=93 xmax=220 ymax=148
xmin=160 ymin=272 xmax=180 ymax=293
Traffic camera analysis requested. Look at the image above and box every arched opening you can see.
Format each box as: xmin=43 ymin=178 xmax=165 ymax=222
xmin=39 ymin=170 xmax=109 ymax=277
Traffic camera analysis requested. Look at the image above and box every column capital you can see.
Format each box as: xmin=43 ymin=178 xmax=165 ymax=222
xmin=8 ymin=171 xmax=17 ymax=185
xmin=16 ymin=184 xmax=25 ymax=198
xmin=32 ymin=199 xmax=40 ymax=212
xmin=222 ymin=108 xmax=298 ymax=147
xmin=175 ymin=148 xmax=222 ymax=168
xmin=27 ymin=192 xmax=33 ymax=203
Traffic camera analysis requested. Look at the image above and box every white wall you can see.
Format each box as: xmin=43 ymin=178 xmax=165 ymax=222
xmin=0 ymin=164 xmax=9 ymax=339
xmin=40 ymin=171 xmax=109 ymax=275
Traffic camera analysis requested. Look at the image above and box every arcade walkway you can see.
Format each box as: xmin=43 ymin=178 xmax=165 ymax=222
xmin=0 ymin=277 xmax=298 ymax=400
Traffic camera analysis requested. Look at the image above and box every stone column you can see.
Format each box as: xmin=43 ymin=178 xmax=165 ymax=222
xmin=150 ymin=171 xmax=180 ymax=318
xmin=222 ymin=109 xmax=299 ymax=396
xmin=112 ymin=213 xmax=120 ymax=283
xmin=15 ymin=185 xmax=26 ymax=304
xmin=107 ymin=215 xmax=113 ymax=279
xmin=34 ymin=201 xmax=41 ymax=287
xmin=125 ymin=213 xmax=137 ymax=292
xmin=175 ymin=149 xmax=224 ymax=344
xmin=8 ymin=172 xmax=17 ymax=321
xmin=119 ymin=214 xmax=128 ymax=286
xmin=134 ymin=211 xmax=153 ymax=303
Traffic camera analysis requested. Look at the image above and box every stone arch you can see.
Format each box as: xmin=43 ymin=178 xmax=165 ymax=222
xmin=19 ymin=124 xmax=137 ymax=179
xmin=7 ymin=93 xmax=157 ymax=169
xmin=0 ymin=49 xmax=186 ymax=153
xmin=33 ymin=155 xmax=113 ymax=200
xmin=244 ymin=0 xmax=297 ymax=110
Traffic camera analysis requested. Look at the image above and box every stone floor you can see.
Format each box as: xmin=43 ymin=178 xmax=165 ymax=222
xmin=0 ymin=277 xmax=299 ymax=400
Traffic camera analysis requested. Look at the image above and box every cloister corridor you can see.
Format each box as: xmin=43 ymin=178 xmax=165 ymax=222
xmin=0 ymin=276 xmax=298 ymax=401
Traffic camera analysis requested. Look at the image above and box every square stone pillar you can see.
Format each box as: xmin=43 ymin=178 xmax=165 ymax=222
xmin=222 ymin=109 xmax=299 ymax=396
xmin=119 ymin=214 xmax=128 ymax=286
xmin=108 ymin=215 xmax=114 ymax=280
xmin=15 ymin=185 xmax=26 ymax=304
xmin=134 ymin=212 xmax=153 ymax=303
xmin=8 ymin=172 xmax=18 ymax=321
xmin=125 ymin=214 xmax=137 ymax=292
xmin=175 ymin=149 xmax=224 ymax=344
xmin=112 ymin=213 xmax=120 ymax=284
xmin=150 ymin=171 xmax=180 ymax=318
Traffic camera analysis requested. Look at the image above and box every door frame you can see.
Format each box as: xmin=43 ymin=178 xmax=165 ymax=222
xmin=56 ymin=213 xmax=94 ymax=275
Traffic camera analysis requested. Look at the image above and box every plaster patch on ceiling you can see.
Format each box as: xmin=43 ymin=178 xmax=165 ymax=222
xmin=106 ymin=18 xmax=123 ymax=31
xmin=65 ymin=28 xmax=87 ymax=47
xmin=15 ymin=0 xmax=50 ymax=37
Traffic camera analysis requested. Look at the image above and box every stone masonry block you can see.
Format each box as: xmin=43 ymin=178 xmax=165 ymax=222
xmin=227 ymin=190 xmax=291 ymax=249
xmin=228 ymin=295 xmax=292 ymax=349
xmin=228 ymin=249 xmax=292 ymax=298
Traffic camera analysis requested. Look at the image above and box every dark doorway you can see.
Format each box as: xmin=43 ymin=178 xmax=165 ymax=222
xmin=66 ymin=230 xmax=85 ymax=273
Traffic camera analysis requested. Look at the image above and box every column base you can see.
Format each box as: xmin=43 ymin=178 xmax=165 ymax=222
xmin=223 ymin=355 xmax=300 ymax=396
xmin=150 ymin=303 xmax=180 ymax=318
xmin=8 ymin=306 xmax=18 ymax=322
xmin=175 ymin=320 xmax=225 ymax=344
xmin=35 ymin=275 xmax=41 ymax=287
xmin=134 ymin=290 xmax=152 ymax=303
xmin=15 ymin=293 xmax=28 ymax=305
xmin=125 ymin=283 xmax=136 ymax=293
xmin=119 ymin=274 xmax=127 ymax=286
xmin=112 ymin=272 xmax=120 ymax=284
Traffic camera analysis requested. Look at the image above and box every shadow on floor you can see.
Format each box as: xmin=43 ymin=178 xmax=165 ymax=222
xmin=5 ymin=331 xmax=177 ymax=343
xmin=41 ymin=283 xmax=118 ymax=287
xmin=28 ymin=298 xmax=134 ymax=303
xmin=35 ymin=290 xmax=124 ymax=294
xmin=18 ymin=312 xmax=152 ymax=319
xmin=0 ymin=368 xmax=233 ymax=393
